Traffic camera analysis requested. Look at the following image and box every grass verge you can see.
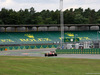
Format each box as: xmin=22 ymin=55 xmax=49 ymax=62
xmin=0 ymin=56 xmax=100 ymax=75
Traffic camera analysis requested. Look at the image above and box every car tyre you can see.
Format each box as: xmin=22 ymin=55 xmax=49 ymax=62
xmin=55 ymin=54 xmax=57 ymax=56
xmin=45 ymin=54 xmax=47 ymax=57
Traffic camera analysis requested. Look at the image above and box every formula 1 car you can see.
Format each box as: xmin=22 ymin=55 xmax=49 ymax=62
xmin=45 ymin=51 xmax=57 ymax=57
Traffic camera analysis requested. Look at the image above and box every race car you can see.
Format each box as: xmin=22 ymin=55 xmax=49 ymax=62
xmin=45 ymin=51 xmax=57 ymax=57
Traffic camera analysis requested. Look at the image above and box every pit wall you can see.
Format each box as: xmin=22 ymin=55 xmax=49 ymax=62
xmin=56 ymin=48 xmax=100 ymax=54
xmin=0 ymin=45 xmax=57 ymax=51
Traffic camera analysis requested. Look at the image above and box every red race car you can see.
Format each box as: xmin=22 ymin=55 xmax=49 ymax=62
xmin=45 ymin=51 xmax=57 ymax=57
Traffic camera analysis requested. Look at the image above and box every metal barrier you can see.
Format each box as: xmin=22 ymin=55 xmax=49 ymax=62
xmin=56 ymin=48 xmax=100 ymax=54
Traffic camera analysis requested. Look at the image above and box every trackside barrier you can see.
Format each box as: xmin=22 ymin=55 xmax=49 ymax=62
xmin=56 ymin=48 xmax=100 ymax=54
xmin=0 ymin=47 xmax=5 ymax=51
xmin=5 ymin=45 xmax=57 ymax=50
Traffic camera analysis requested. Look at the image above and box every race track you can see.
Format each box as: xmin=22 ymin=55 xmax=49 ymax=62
xmin=0 ymin=48 xmax=100 ymax=59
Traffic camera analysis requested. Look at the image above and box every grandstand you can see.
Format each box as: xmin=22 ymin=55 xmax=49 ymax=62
xmin=0 ymin=30 xmax=99 ymax=50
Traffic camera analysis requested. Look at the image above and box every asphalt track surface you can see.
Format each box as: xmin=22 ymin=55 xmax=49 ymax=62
xmin=0 ymin=48 xmax=100 ymax=59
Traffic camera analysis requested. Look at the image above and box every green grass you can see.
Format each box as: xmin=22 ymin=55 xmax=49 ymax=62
xmin=0 ymin=56 xmax=100 ymax=75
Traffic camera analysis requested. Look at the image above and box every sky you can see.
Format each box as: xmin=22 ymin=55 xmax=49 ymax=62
xmin=0 ymin=0 xmax=100 ymax=12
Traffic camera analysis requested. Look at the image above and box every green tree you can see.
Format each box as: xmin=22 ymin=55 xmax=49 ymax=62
xmin=36 ymin=16 xmax=44 ymax=24
xmin=89 ymin=9 xmax=97 ymax=24
xmin=51 ymin=10 xmax=60 ymax=24
xmin=96 ymin=10 xmax=100 ymax=24
xmin=0 ymin=8 xmax=9 ymax=24
xmin=74 ymin=14 xmax=88 ymax=24
xmin=0 ymin=19 xmax=4 ymax=24
xmin=0 ymin=7 xmax=99 ymax=24
xmin=64 ymin=9 xmax=75 ymax=24
xmin=8 ymin=9 xmax=20 ymax=24
xmin=74 ymin=7 xmax=83 ymax=15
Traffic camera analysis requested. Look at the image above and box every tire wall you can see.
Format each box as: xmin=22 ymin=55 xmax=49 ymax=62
xmin=5 ymin=45 xmax=57 ymax=50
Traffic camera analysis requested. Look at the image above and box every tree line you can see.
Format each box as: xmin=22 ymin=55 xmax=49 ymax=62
xmin=0 ymin=7 xmax=100 ymax=24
